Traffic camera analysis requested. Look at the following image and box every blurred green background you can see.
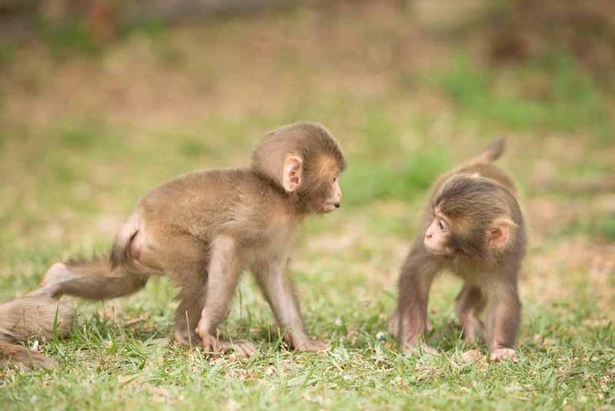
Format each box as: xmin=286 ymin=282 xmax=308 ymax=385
xmin=0 ymin=1 xmax=613 ymax=409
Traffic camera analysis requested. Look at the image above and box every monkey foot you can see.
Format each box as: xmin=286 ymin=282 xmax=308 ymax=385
xmin=41 ymin=263 xmax=72 ymax=286
xmin=489 ymin=348 xmax=518 ymax=363
xmin=34 ymin=263 xmax=73 ymax=298
xmin=292 ymin=339 xmax=330 ymax=352
xmin=174 ymin=330 xmax=202 ymax=347
xmin=201 ymin=336 xmax=257 ymax=357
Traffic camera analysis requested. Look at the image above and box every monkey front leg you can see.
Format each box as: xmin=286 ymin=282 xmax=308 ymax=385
xmin=253 ymin=260 xmax=328 ymax=352
xmin=397 ymin=250 xmax=439 ymax=355
xmin=397 ymin=277 xmax=436 ymax=355
xmin=195 ymin=236 xmax=255 ymax=357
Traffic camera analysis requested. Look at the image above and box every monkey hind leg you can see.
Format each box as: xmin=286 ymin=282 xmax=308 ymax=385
xmin=39 ymin=257 xmax=149 ymax=301
xmin=455 ymin=285 xmax=486 ymax=344
xmin=174 ymin=285 xmax=207 ymax=347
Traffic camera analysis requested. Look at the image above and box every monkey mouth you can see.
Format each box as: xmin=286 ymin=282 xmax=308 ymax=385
xmin=322 ymin=202 xmax=341 ymax=212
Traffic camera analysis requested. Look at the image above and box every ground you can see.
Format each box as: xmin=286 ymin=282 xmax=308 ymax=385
xmin=0 ymin=2 xmax=613 ymax=410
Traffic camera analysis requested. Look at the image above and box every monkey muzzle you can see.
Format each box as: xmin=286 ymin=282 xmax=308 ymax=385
xmin=322 ymin=201 xmax=341 ymax=212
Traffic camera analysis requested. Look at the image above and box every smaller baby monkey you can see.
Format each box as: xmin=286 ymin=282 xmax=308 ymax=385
xmin=37 ymin=122 xmax=345 ymax=356
xmin=0 ymin=295 xmax=74 ymax=368
xmin=390 ymin=138 xmax=526 ymax=362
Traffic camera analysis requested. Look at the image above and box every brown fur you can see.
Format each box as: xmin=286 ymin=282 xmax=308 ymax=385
xmin=390 ymin=138 xmax=526 ymax=362
xmin=37 ymin=122 xmax=345 ymax=356
xmin=0 ymin=295 xmax=74 ymax=368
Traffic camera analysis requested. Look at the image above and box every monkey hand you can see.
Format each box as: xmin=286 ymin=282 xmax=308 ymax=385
xmin=174 ymin=329 xmax=202 ymax=347
xmin=289 ymin=337 xmax=330 ymax=352
xmin=200 ymin=333 xmax=256 ymax=358
xmin=489 ymin=348 xmax=518 ymax=363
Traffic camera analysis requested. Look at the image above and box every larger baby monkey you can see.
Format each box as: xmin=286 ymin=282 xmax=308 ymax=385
xmin=390 ymin=139 xmax=526 ymax=362
xmin=38 ymin=123 xmax=345 ymax=356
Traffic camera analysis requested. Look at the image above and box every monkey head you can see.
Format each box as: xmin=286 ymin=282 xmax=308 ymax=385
xmin=251 ymin=122 xmax=346 ymax=214
xmin=424 ymin=175 xmax=519 ymax=261
xmin=424 ymin=208 xmax=455 ymax=256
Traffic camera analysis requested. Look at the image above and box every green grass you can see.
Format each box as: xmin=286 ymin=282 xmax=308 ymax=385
xmin=0 ymin=4 xmax=614 ymax=410
xmin=431 ymin=53 xmax=613 ymax=141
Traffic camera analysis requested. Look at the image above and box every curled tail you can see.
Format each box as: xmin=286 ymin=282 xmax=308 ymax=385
xmin=473 ymin=137 xmax=506 ymax=164
xmin=110 ymin=212 xmax=140 ymax=269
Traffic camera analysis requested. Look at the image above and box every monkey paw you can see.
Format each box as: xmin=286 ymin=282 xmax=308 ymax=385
xmin=293 ymin=339 xmax=330 ymax=352
xmin=201 ymin=335 xmax=257 ymax=358
xmin=36 ymin=263 xmax=72 ymax=297
xmin=174 ymin=330 xmax=202 ymax=347
xmin=489 ymin=348 xmax=518 ymax=363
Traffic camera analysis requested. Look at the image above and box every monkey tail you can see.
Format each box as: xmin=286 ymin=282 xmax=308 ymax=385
xmin=473 ymin=137 xmax=506 ymax=164
xmin=37 ymin=212 xmax=149 ymax=301
xmin=110 ymin=212 xmax=140 ymax=270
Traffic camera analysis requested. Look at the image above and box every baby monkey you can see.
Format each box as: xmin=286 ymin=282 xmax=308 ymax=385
xmin=390 ymin=138 xmax=526 ymax=362
xmin=37 ymin=123 xmax=345 ymax=356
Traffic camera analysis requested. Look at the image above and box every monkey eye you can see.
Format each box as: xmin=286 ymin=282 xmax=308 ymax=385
xmin=437 ymin=219 xmax=447 ymax=232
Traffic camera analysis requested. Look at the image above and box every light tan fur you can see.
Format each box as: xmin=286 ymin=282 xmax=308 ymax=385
xmin=391 ymin=138 xmax=525 ymax=362
xmin=37 ymin=122 xmax=345 ymax=356
xmin=0 ymin=295 xmax=74 ymax=368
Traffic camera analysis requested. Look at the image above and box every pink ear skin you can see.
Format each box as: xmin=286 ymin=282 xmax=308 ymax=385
xmin=488 ymin=218 xmax=515 ymax=249
xmin=282 ymin=155 xmax=303 ymax=192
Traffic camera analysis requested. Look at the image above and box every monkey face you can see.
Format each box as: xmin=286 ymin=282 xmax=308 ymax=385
xmin=424 ymin=210 xmax=453 ymax=256
xmin=321 ymin=176 xmax=342 ymax=213
xmin=298 ymin=156 xmax=343 ymax=214
xmin=302 ymin=174 xmax=342 ymax=214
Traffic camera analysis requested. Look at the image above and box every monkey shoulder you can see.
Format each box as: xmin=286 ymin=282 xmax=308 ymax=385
xmin=224 ymin=174 xmax=297 ymax=230
xmin=140 ymin=169 xmax=252 ymax=208
xmin=138 ymin=169 xmax=295 ymax=242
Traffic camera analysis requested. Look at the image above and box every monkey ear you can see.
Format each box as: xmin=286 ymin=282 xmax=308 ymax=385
xmin=488 ymin=218 xmax=515 ymax=249
xmin=282 ymin=155 xmax=303 ymax=192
